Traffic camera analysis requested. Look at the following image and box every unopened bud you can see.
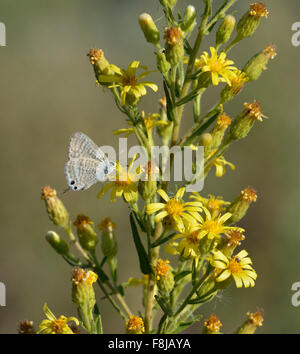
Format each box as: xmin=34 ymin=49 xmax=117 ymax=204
xmin=164 ymin=26 xmax=184 ymax=65
xmin=46 ymin=231 xmax=69 ymax=256
xmin=72 ymin=268 xmax=98 ymax=310
xmin=126 ymin=316 xmax=145 ymax=334
xmin=87 ymin=49 xmax=115 ymax=85
xmin=41 ymin=186 xmax=69 ymax=229
xmin=156 ymin=51 xmax=171 ymax=75
xmin=99 ymin=217 xmax=117 ymax=259
xmin=139 ymin=13 xmax=160 ymax=45
xmin=200 ymin=133 xmax=213 ymax=146
xmin=236 ymin=310 xmax=264 ymax=334
xmin=155 ymin=259 xmax=174 ymax=295
xmin=182 ymin=6 xmax=196 ymax=34
xmin=227 ymin=187 xmax=258 ymax=224
xmin=236 ymin=2 xmax=268 ymax=40
xmin=216 ymin=15 xmax=236 ymax=47
xmin=227 ymin=101 xmax=266 ymax=141
xmin=203 ymin=314 xmax=223 ymax=334
xmin=243 ymin=45 xmax=277 ymax=81
xmin=73 ymin=215 xmax=98 ymax=252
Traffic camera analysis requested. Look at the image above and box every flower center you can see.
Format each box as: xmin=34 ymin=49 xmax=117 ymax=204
xmin=165 ymin=199 xmax=184 ymax=216
xmin=52 ymin=317 xmax=67 ymax=333
xmin=122 ymin=75 xmax=137 ymax=86
xmin=202 ymin=220 xmax=223 ymax=235
xmin=209 ymin=59 xmax=225 ymax=73
xmin=187 ymin=231 xmax=200 ymax=244
xmin=228 ymin=257 xmax=243 ymax=274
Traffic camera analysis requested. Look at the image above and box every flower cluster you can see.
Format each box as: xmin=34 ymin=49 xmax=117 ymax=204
xmin=30 ymin=1 xmax=275 ymax=335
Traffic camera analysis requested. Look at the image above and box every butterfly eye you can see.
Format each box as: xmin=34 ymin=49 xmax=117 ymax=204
xmin=74 ymin=186 xmax=78 ymax=190
xmin=71 ymin=180 xmax=75 ymax=185
xmin=104 ymin=167 xmax=109 ymax=174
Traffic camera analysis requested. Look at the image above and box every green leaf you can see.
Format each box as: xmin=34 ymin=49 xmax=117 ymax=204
xmin=174 ymin=270 xmax=192 ymax=282
xmin=155 ymin=295 xmax=173 ymax=316
xmin=171 ymin=315 xmax=203 ymax=334
xmin=192 ymin=259 xmax=197 ymax=286
xmin=175 ymin=88 xmax=201 ymax=106
xmin=93 ymin=304 xmax=103 ymax=334
xmin=129 ymin=213 xmax=153 ymax=275
xmin=163 ymin=81 xmax=175 ymax=122
xmin=151 ymin=232 xmax=176 ymax=248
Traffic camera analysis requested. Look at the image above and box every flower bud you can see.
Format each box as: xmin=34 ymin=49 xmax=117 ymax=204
xmin=203 ymin=314 xmax=223 ymax=334
xmin=167 ymin=0 xmax=178 ymax=8
xmin=227 ymin=187 xmax=257 ymax=224
xmin=156 ymin=51 xmax=171 ymax=75
xmin=99 ymin=217 xmax=117 ymax=259
xmin=220 ymin=70 xmax=248 ymax=103
xmin=182 ymin=6 xmax=196 ymax=34
xmin=155 ymin=259 xmax=174 ymax=295
xmin=220 ymin=230 xmax=245 ymax=257
xmin=236 ymin=310 xmax=264 ymax=334
xmin=41 ymin=186 xmax=69 ymax=229
xmin=157 ymin=97 xmax=173 ymax=145
xmin=45 ymin=231 xmax=69 ymax=256
xmin=139 ymin=13 xmax=160 ymax=45
xmin=243 ymin=45 xmax=277 ymax=81
xmin=227 ymin=101 xmax=266 ymax=141
xmin=126 ymin=316 xmax=145 ymax=334
xmin=72 ymin=268 xmax=98 ymax=310
xmin=200 ymin=133 xmax=213 ymax=147
xmin=19 ymin=320 xmax=35 ymax=334
xmin=73 ymin=215 xmax=98 ymax=252
xmin=216 ymin=15 xmax=236 ymax=48
xmin=236 ymin=3 xmax=268 ymax=40
xmin=209 ymin=113 xmax=231 ymax=151
xmin=87 ymin=49 xmax=115 ymax=85
xmin=164 ymin=26 xmax=184 ymax=65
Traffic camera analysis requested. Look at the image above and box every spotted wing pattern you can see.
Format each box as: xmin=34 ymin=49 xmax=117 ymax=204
xmin=65 ymin=132 xmax=105 ymax=191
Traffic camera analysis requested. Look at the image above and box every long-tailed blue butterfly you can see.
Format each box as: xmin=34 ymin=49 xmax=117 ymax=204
xmin=64 ymin=132 xmax=116 ymax=191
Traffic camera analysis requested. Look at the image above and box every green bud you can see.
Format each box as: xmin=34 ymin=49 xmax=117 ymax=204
xmin=41 ymin=186 xmax=69 ymax=229
xmin=73 ymin=215 xmax=98 ymax=252
xmin=227 ymin=101 xmax=265 ymax=142
xmin=216 ymin=15 xmax=236 ymax=47
xmin=72 ymin=268 xmax=98 ymax=311
xmin=45 ymin=231 xmax=69 ymax=256
xmin=226 ymin=187 xmax=257 ymax=224
xmin=200 ymin=133 xmax=213 ymax=147
xmin=209 ymin=113 xmax=231 ymax=150
xmin=87 ymin=49 xmax=115 ymax=85
xmin=155 ymin=259 xmax=174 ymax=295
xmin=236 ymin=3 xmax=268 ymax=40
xmin=156 ymin=51 xmax=171 ymax=75
xmin=165 ymin=0 xmax=177 ymax=9
xmin=182 ymin=5 xmax=196 ymax=34
xmin=99 ymin=218 xmax=118 ymax=259
xmin=138 ymin=13 xmax=160 ymax=45
xmin=243 ymin=45 xmax=277 ymax=81
xmin=236 ymin=310 xmax=264 ymax=334
xmin=164 ymin=27 xmax=184 ymax=65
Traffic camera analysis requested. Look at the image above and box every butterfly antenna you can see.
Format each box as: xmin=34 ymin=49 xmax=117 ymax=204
xmin=63 ymin=187 xmax=70 ymax=194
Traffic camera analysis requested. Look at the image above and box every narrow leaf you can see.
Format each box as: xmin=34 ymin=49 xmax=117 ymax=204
xmin=129 ymin=213 xmax=153 ymax=275
xmin=151 ymin=232 xmax=176 ymax=248
xmin=174 ymin=270 xmax=192 ymax=282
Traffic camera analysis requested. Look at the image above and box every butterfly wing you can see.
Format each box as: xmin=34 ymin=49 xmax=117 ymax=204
xmin=68 ymin=132 xmax=105 ymax=161
xmin=65 ymin=157 xmax=99 ymax=191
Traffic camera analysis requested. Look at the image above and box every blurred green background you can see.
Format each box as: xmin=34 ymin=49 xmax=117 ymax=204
xmin=0 ymin=0 xmax=300 ymax=334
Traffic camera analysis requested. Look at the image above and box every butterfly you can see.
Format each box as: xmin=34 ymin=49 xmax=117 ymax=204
xmin=64 ymin=132 xmax=116 ymax=191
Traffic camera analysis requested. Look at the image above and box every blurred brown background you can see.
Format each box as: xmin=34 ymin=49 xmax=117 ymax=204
xmin=0 ymin=0 xmax=300 ymax=333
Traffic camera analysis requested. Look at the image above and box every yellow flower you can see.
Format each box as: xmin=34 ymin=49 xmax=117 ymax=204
xmin=97 ymin=160 xmax=140 ymax=203
xmin=210 ymin=250 xmax=257 ymax=288
xmin=203 ymin=314 xmax=223 ymax=334
xmin=206 ymin=150 xmax=235 ymax=177
xmin=155 ymin=259 xmax=171 ymax=280
xmin=175 ymin=227 xmax=203 ymax=259
xmin=38 ymin=304 xmax=79 ymax=334
xmin=113 ymin=111 xmax=167 ymax=138
xmin=198 ymin=47 xmax=237 ymax=86
xmin=146 ymin=188 xmax=202 ymax=232
xmin=126 ymin=316 xmax=145 ymax=334
xmin=228 ymin=70 xmax=249 ymax=94
xmin=98 ymin=61 xmax=158 ymax=105
xmin=192 ymin=207 xmax=244 ymax=240
xmin=249 ymin=2 xmax=269 ymax=18
xmin=190 ymin=193 xmax=230 ymax=218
